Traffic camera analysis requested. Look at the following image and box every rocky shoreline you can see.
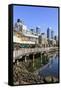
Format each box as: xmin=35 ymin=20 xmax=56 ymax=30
xmin=13 ymin=61 xmax=59 ymax=85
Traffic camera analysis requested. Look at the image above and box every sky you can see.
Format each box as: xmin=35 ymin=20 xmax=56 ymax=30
xmin=13 ymin=5 xmax=58 ymax=36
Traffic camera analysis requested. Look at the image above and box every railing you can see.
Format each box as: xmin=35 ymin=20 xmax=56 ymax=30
xmin=13 ymin=47 xmax=58 ymax=59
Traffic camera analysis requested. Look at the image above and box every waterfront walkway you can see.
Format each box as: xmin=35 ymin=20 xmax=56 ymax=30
xmin=13 ymin=47 xmax=58 ymax=62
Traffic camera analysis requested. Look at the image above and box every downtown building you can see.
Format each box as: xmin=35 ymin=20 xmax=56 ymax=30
xmin=47 ymin=27 xmax=57 ymax=46
xmin=38 ymin=33 xmax=48 ymax=48
xmin=13 ymin=19 xmax=40 ymax=49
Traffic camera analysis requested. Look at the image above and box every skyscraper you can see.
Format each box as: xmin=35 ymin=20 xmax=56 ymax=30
xmin=54 ymin=35 xmax=57 ymax=41
xmin=47 ymin=27 xmax=53 ymax=40
xmin=47 ymin=27 xmax=50 ymax=39
xmin=51 ymin=30 xmax=54 ymax=39
xmin=36 ymin=26 xmax=41 ymax=35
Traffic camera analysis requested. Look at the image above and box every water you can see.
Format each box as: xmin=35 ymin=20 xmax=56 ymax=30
xmin=38 ymin=54 xmax=59 ymax=78
xmin=26 ymin=52 xmax=59 ymax=78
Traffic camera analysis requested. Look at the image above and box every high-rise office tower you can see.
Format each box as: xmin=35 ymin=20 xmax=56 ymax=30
xmin=47 ymin=27 xmax=53 ymax=39
xmin=47 ymin=27 xmax=50 ymax=39
xmin=36 ymin=26 xmax=41 ymax=35
xmin=51 ymin=30 xmax=54 ymax=39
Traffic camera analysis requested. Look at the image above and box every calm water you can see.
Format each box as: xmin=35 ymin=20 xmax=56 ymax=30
xmin=38 ymin=54 xmax=59 ymax=78
xmin=26 ymin=52 xmax=59 ymax=78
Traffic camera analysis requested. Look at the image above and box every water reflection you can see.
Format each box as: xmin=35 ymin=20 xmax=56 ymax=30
xmin=38 ymin=53 xmax=59 ymax=78
xmin=25 ymin=52 xmax=59 ymax=79
xmin=25 ymin=53 xmax=49 ymax=72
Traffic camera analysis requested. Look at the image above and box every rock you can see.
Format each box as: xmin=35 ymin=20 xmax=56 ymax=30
xmin=52 ymin=77 xmax=58 ymax=82
xmin=43 ymin=76 xmax=59 ymax=83
xmin=13 ymin=61 xmax=59 ymax=85
xmin=43 ymin=76 xmax=52 ymax=83
xmin=13 ymin=81 xmax=19 ymax=85
xmin=13 ymin=61 xmax=44 ymax=85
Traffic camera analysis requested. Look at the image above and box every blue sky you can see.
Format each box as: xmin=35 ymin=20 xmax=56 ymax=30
xmin=13 ymin=5 xmax=58 ymax=36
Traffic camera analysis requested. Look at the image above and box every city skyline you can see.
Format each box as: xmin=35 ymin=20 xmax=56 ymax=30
xmin=13 ymin=5 xmax=58 ymax=36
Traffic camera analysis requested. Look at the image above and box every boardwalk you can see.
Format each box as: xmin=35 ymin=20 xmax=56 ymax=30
xmin=13 ymin=47 xmax=58 ymax=61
